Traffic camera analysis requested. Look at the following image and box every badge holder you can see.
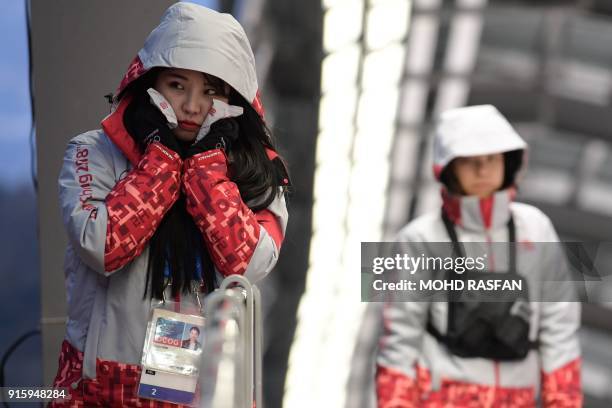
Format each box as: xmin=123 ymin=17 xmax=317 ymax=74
xmin=138 ymin=286 xmax=205 ymax=406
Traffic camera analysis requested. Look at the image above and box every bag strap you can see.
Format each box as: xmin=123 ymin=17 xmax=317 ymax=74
xmin=440 ymin=209 xmax=517 ymax=273
xmin=428 ymin=211 xmax=539 ymax=354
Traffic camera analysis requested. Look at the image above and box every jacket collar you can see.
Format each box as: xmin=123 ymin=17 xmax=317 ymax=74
xmin=100 ymin=95 xmax=142 ymax=167
xmin=441 ymin=188 xmax=515 ymax=231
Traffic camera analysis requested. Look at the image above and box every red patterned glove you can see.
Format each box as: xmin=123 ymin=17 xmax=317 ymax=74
xmin=182 ymin=149 xmax=260 ymax=276
xmin=104 ymin=142 xmax=182 ymax=272
xmin=185 ymin=118 xmax=240 ymax=157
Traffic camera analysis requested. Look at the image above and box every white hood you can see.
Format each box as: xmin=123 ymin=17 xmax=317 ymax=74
xmin=115 ymin=2 xmax=263 ymax=116
xmin=433 ymin=105 xmax=527 ymax=179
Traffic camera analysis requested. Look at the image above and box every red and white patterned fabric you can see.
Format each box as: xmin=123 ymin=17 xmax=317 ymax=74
xmin=541 ymin=359 xmax=582 ymax=408
xmin=104 ymin=142 xmax=182 ymax=272
xmin=376 ymin=365 xmax=419 ymax=407
xmin=182 ymin=149 xmax=261 ymax=276
xmin=49 ymin=340 xmax=194 ymax=407
xmin=377 ymin=361 xmax=582 ymax=408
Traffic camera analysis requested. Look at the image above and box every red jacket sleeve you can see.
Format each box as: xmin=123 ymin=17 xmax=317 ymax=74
xmin=376 ymin=365 xmax=419 ymax=408
xmin=181 ymin=149 xmax=284 ymax=277
xmin=104 ymin=142 xmax=182 ymax=272
xmin=541 ymin=358 xmax=582 ymax=408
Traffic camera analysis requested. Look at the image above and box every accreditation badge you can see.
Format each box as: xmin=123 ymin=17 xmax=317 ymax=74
xmin=138 ymin=305 xmax=206 ymax=406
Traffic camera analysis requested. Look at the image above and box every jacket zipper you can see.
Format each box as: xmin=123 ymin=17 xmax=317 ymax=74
xmin=485 ymin=229 xmax=499 ymax=404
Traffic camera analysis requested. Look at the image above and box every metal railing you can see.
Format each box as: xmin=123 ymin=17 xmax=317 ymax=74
xmin=200 ymin=275 xmax=263 ymax=408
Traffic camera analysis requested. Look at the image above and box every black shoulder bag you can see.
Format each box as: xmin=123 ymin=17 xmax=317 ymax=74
xmin=426 ymin=211 xmax=537 ymax=360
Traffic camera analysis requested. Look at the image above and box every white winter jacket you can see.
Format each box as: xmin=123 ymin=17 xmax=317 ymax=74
xmin=52 ymin=3 xmax=288 ymax=398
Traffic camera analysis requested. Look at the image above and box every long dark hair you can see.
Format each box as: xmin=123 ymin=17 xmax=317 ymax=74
xmin=227 ymin=90 xmax=283 ymax=211
xmin=118 ymin=68 xmax=286 ymax=300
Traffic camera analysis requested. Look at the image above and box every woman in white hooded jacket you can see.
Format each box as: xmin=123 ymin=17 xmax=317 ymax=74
xmin=49 ymin=3 xmax=289 ymax=407
xmin=376 ymin=105 xmax=581 ymax=407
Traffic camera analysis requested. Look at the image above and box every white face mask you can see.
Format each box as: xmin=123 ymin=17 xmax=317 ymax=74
xmin=146 ymin=88 xmax=244 ymax=143
xmin=147 ymin=88 xmax=178 ymax=129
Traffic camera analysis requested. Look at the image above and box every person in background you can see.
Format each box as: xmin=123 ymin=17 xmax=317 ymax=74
xmin=376 ymin=105 xmax=581 ymax=407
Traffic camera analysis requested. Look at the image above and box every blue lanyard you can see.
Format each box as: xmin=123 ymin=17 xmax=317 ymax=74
xmin=163 ymin=232 xmax=204 ymax=281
